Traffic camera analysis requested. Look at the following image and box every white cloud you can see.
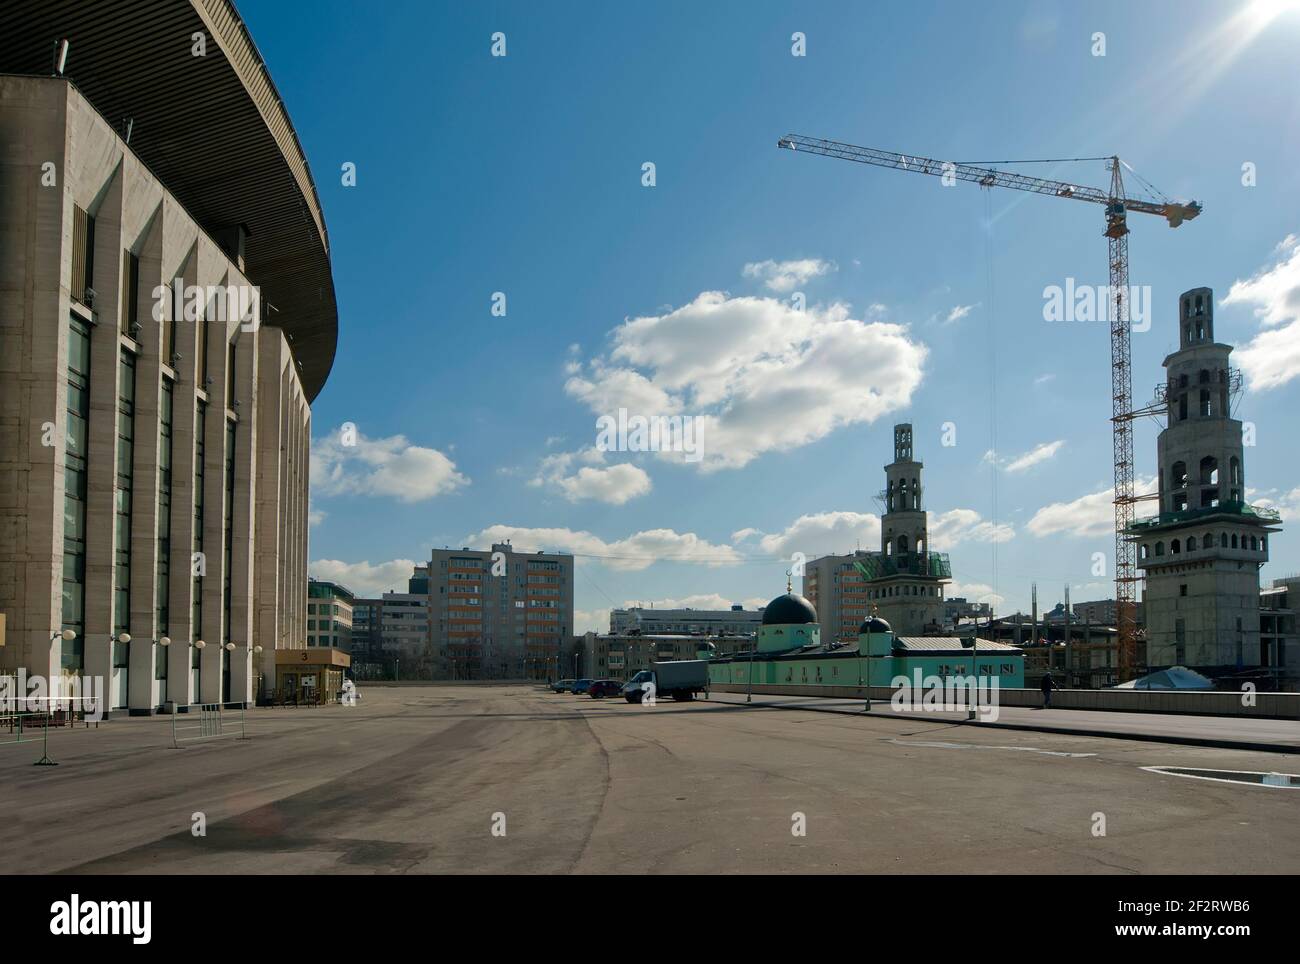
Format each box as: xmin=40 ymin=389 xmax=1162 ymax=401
xmin=464 ymin=525 xmax=741 ymax=571
xmin=574 ymin=608 xmax=611 ymax=635
xmin=1026 ymin=477 xmax=1157 ymax=539
xmin=927 ymin=509 xmax=1015 ymax=550
xmin=567 ymin=291 xmax=927 ymax=471
xmin=1223 ymin=234 xmax=1300 ymax=391
xmin=619 ymin=593 xmax=767 ymax=611
xmin=531 ymin=448 xmax=651 ymax=505
xmin=747 ymin=511 xmax=882 ymax=559
xmin=1003 ymin=440 xmax=1065 ymax=473
xmin=309 ymin=558 xmax=419 ymax=598
xmin=1249 ymin=486 xmax=1300 ymax=522
xmin=555 ymin=463 xmax=651 ymax=505
xmin=312 ymin=426 xmax=468 ymax=503
xmin=1034 ymin=373 xmax=1056 ymax=386
xmin=741 ymin=258 xmax=836 ymax=292
xmin=739 ymin=507 xmax=1008 ymax=558
xmin=944 ymin=303 xmax=977 ymax=325
xmin=947 ymin=580 xmax=1005 ymax=608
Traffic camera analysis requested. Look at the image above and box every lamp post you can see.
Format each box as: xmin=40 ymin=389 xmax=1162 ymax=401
xmin=967 ymin=626 xmax=978 ymax=721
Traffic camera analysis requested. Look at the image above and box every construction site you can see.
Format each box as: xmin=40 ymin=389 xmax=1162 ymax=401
xmin=782 ymin=137 xmax=1295 ymax=693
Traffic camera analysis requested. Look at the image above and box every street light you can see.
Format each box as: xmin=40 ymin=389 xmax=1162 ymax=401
xmin=52 ymin=628 xmax=76 ymax=642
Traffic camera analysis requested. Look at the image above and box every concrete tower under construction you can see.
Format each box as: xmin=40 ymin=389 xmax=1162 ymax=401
xmin=1129 ymin=288 xmax=1282 ymax=679
xmin=869 ymin=424 xmax=950 ymax=634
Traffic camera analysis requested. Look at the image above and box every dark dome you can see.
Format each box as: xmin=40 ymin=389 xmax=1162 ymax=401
xmin=762 ymin=593 xmax=818 ymax=625
xmin=859 ymin=616 xmax=892 ymax=635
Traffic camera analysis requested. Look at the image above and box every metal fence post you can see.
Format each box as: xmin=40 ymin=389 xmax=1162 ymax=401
xmin=34 ymin=717 xmax=56 ymax=766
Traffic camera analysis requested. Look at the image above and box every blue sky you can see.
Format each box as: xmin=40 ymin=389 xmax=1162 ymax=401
xmin=240 ymin=0 xmax=1300 ymax=629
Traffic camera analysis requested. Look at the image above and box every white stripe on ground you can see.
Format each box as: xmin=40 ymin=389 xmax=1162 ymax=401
xmin=886 ymin=738 xmax=1096 ymax=758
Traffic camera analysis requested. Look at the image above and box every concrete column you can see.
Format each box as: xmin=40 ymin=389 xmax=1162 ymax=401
xmin=228 ymin=317 xmax=257 ymax=704
xmin=82 ymin=165 xmax=124 ymax=700
xmin=253 ymin=336 xmax=288 ymax=699
xmin=0 ymin=79 xmax=69 ymax=684
xmin=166 ymin=234 xmax=201 ymax=704
xmin=127 ymin=201 xmax=163 ymax=713
xmin=199 ymin=410 xmax=226 ymax=704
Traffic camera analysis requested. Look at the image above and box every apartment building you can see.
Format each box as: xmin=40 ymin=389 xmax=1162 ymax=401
xmin=428 ymin=543 xmax=574 ymax=679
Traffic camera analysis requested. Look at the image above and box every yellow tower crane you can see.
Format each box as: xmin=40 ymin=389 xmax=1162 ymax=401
xmin=777 ymin=134 xmax=1202 ymax=681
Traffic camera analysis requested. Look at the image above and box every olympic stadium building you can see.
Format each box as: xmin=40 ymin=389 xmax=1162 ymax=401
xmin=0 ymin=1 xmax=337 ymax=711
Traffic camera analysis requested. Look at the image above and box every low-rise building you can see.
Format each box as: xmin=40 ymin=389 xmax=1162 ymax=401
xmin=1260 ymin=576 xmax=1298 ymax=691
xmin=307 ymin=579 xmax=353 ymax=649
xmin=610 ymin=604 xmax=763 ymax=636
xmin=575 ymin=632 xmax=747 ymax=680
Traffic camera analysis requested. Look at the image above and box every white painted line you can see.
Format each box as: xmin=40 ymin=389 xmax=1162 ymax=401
xmin=886 ymin=738 xmax=1095 ymax=758
xmin=1140 ymin=766 xmax=1300 ymax=788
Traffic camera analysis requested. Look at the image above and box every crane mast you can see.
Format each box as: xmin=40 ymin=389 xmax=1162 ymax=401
xmin=1104 ymin=159 xmax=1139 ymax=683
xmin=778 ymin=135 xmax=1201 ymax=681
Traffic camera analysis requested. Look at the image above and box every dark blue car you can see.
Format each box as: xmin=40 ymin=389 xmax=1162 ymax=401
xmin=571 ymin=678 xmax=594 ymax=694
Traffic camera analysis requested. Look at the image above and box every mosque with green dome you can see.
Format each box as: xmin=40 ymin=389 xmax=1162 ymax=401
xmin=701 ymin=587 xmax=1025 ymax=691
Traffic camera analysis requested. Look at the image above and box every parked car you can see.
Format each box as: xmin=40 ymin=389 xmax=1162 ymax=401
xmin=571 ymin=679 xmax=594 ymax=694
xmin=588 ymin=679 xmax=623 ymax=699
xmin=551 ymin=679 xmax=576 ymax=693
xmin=623 ymin=660 xmax=709 ymax=703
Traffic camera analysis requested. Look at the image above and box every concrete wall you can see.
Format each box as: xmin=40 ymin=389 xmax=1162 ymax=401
xmin=709 ymin=652 xmax=1026 ymax=689
xmin=709 ymin=682 xmax=1300 ymax=719
xmin=0 ymin=76 xmax=311 ymax=712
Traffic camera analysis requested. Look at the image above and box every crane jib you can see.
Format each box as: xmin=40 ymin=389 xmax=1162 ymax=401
xmin=777 ymin=134 xmax=1199 ymax=226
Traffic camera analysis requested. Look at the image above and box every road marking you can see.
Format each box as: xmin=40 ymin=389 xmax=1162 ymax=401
xmin=886 ymin=738 xmax=1096 ymax=758
xmin=1141 ymin=766 xmax=1300 ymax=788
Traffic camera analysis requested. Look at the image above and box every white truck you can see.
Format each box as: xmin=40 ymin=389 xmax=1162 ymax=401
xmin=622 ymin=660 xmax=710 ymax=703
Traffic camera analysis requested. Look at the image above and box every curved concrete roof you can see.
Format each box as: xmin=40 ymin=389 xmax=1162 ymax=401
xmin=1 ymin=0 xmax=337 ymax=401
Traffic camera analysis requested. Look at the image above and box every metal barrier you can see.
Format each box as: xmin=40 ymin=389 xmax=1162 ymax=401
xmin=170 ymin=702 xmax=248 ymax=748
xmin=1 ymin=700 xmax=101 ymax=766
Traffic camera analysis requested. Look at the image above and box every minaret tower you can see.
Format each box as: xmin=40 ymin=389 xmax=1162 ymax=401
xmin=871 ymin=423 xmax=949 ymax=635
xmin=1129 ymin=288 xmax=1282 ymax=676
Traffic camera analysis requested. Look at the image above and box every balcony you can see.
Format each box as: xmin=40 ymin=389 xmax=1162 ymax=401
xmin=854 ymin=551 xmax=952 ymax=580
xmin=1129 ymin=500 xmax=1281 ymax=532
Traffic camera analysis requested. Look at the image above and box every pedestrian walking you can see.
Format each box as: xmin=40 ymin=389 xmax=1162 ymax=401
xmin=1040 ymin=671 xmax=1056 ymax=709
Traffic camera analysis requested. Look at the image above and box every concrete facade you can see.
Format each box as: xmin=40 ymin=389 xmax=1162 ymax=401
xmin=307 ymin=578 xmax=353 ymax=649
xmin=427 ymin=543 xmax=574 ymax=679
xmin=609 ymin=605 xmax=762 ymax=636
xmin=1130 ymin=288 xmax=1283 ymax=683
xmin=0 ymin=77 xmax=316 ymax=711
xmin=576 ymin=632 xmax=728 ymax=680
